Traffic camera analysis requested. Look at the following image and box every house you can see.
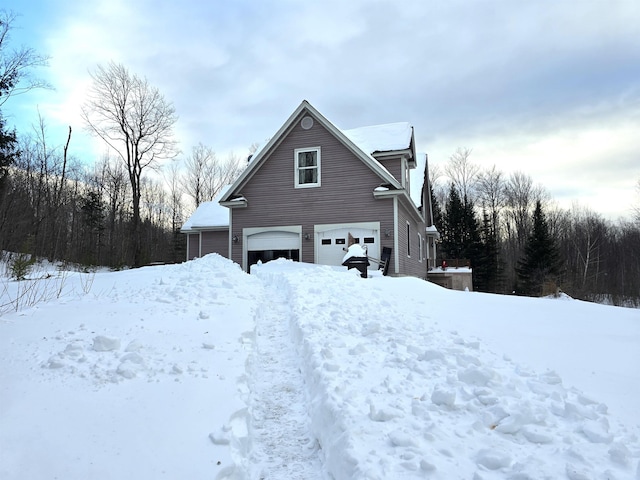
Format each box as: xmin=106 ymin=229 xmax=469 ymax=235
xmin=181 ymin=100 xmax=440 ymax=278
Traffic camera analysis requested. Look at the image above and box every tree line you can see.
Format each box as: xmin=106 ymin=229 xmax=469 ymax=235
xmin=433 ymin=147 xmax=640 ymax=306
xmin=0 ymin=115 xmax=243 ymax=269
xmin=2 ymin=10 xmax=639 ymax=306
xmin=0 ymin=11 xmax=243 ymax=269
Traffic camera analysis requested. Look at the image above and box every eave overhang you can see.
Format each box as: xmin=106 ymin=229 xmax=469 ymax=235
xmin=220 ymin=199 xmax=248 ymax=208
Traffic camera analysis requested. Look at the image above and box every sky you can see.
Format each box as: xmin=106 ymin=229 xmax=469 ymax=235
xmin=2 ymin=0 xmax=639 ymax=219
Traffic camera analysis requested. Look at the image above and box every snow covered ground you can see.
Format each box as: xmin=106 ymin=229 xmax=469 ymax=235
xmin=1 ymin=254 xmax=639 ymax=479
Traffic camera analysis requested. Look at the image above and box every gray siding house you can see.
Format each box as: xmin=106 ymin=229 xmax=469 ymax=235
xmin=181 ymin=100 xmax=439 ymax=278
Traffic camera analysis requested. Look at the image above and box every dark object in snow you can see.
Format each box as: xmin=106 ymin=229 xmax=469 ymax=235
xmin=343 ymin=255 xmax=370 ymax=278
xmin=379 ymin=247 xmax=392 ymax=276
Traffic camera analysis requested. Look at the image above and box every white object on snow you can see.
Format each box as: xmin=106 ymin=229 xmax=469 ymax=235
xmin=342 ymin=244 xmax=367 ymax=263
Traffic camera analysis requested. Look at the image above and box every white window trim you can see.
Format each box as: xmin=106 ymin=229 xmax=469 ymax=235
xmin=294 ymin=147 xmax=321 ymax=188
xmin=418 ymin=233 xmax=423 ymax=263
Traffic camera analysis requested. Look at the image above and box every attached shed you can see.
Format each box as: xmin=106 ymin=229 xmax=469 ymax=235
xmin=180 ymin=187 xmax=231 ymax=260
xmin=428 ymin=261 xmax=473 ymax=291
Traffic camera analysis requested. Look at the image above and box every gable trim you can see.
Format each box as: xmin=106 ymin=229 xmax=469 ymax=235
xmin=220 ymin=100 xmax=402 ymax=203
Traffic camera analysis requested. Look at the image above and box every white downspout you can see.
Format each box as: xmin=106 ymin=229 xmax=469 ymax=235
xmin=393 ymin=196 xmax=399 ymax=275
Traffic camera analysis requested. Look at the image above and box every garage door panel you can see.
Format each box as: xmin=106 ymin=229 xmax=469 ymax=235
xmin=247 ymin=231 xmax=300 ymax=250
xmin=317 ymin=227 xmax=379 ymax=266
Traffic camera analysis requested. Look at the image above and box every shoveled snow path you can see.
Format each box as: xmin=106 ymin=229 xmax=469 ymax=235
xmin=246 ymin=281 xmax=325 ymax=479
xmin=252 ymin=260 xmax=640 ymax=479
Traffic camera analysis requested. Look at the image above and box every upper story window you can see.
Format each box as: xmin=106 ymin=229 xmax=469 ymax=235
xmin=294 ymin=147 xmax=321 ymax=188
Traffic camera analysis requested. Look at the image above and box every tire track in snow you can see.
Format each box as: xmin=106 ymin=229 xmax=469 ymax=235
xmin=246 ymin=282 xmax=325 ymax=479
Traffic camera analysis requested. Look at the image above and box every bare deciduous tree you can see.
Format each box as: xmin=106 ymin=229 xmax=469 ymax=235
xmin=428 ymin=163 xmax=448 ymax=209
xmin=82 ymin=61 xmax=178 ymax=266
xmin=501 ymin=171 xmax=550 ymax=289
xmin=503 ymin=171 xmax=541 ymax=246
xmin=182 ymin=143 xmax=213 ymax=208
xmin=476 ymin=165 xmax=506 ymax=237
xmin=95 ymin=156 xmax=130 ymax=264
xmin=163 ymin=160 xmax=184 ymax=230
xmin=633 ymin=178 xmax=640 ymax=224
xmin=182 ymin=144 xmax=242 ymax=209
xmin=214 ymin=152 xmax=243 ymax=197
xmin=570 ymin=204 xmax=605 ymax=291
xmin=445 ymin=147 xmax=479 ymax=200
xmin=0 ymin=10 xmax=51 ymax=105
xmin=1 ymin=9 xmax=49 ymax=234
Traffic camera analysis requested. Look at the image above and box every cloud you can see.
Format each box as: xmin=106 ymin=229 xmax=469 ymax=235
xmin=3 ymin=0 xmax=640 ymax=219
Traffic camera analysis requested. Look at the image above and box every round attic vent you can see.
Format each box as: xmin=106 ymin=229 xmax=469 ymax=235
xmin=301 ymin=116 xmax=314 ymax=130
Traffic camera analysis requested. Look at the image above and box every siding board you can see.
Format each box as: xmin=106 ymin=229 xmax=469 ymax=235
xmin=187 ymin=234 xmax=199 ymax=260
xmin=397 ymin=206 xmax=427 ymax=278
xmin=378 ymin=157 xmax=403 ymax=183
xmin=201 ymin=230 xmax=229 ymax=258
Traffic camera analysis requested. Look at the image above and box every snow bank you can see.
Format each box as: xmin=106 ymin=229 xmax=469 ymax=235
xmin=2 ymin=255 xmax=639 ymax=479
xmin=253 ymin=260 xmax=640 ymax=479
xmin=0 ymin=254 xmax=258 ymax=480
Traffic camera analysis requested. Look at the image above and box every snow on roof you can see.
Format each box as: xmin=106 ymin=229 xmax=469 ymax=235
xmin=341 ymin=122 xmax=412 ymax=155
xmin=180 ymin=186 xmax=231 ymax=231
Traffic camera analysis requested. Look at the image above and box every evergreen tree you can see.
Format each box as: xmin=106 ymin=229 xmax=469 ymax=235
xmin=475 ymin=209 xmax=501 ymax=292
xmin=430 ymin=181 xmax=443 ymax=232
xmin=80 ymin=190 xmax=105 ymax=264
xmin=461 ymin=194 xmax=482 ymax=263
xmin=441 ymin=185 xmax=482 ymax=277
xmin=516 ymin=200 xmax=561 ymax=296
xmin=0 ymin=113 xmax=18 ymax=248
xmin=441 ymin=184 xmax=465 ymax=259
xmin=0 ymin=113 xmax=18 ymax=186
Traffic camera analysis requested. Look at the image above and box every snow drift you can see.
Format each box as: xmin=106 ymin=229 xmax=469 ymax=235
xmin=1 ymin=254 xmax=639 ymax=479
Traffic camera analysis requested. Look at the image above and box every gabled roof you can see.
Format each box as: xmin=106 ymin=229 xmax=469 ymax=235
xmin=220 ymin=100 xmax=406 ymax=203
xmin=180 ymin=186 xmax=231 ymax=232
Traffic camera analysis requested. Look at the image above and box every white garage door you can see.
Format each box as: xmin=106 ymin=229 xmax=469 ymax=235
xmin=317 ymin=227 xmax=379 ymax=266
xmin=247 ymin=230 xmax=300 ymax=250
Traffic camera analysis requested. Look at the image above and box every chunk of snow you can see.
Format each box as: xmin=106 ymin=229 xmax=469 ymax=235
xmin=388 ymin=429 xmax=417 ymax=447
xmin=431 ymin=385 xmax=456 ymax=407
xmin=522 ymin=425 xmax=554 ymax=444
xmin=209 ymin=428 xmax=230 ymax=445
xmin=92 ymin=335 xmax=120 ymax=352
xmin=458 ymin=366 xmax=494 ymax=386
xmin=369 ymin=403 xmax=403 ymax=422
xmin=581 ymin=419 xmax=613 ymax=444
xmin=475 ymin=449 xmax=512 ymax=470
